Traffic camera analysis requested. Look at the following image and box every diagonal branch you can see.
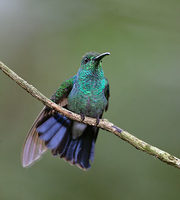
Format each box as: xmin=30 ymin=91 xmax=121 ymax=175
xmin=0 ymin=60 xmax=180 ymax=169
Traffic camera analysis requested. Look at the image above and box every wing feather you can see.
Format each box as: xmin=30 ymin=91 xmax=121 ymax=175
xmin=22 ymin=107 xmax=48 ymax=167
xmin=22 ymin=98 xmax=69 ymax=167
xmin=104 ymin=78 xmax=110 ymax=111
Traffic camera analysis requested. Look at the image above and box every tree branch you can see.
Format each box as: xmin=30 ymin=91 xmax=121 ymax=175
xmin=0 ymin=60 xmax=180 ymax=169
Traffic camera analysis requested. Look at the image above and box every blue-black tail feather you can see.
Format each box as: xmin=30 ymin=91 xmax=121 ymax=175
xmin=36 ymin=113 xmax=98 ymax=170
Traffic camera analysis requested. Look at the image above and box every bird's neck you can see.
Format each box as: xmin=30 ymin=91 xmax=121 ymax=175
xmin=77 ymin=67 xmax=104 ymax=82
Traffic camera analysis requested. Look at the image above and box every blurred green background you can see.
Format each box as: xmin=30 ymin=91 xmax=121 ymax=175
xmin=0 ymin=0 xmax=180 ymax=199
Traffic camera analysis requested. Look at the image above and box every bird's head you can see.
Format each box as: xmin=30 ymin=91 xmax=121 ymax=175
xmin=80 ymin=52 xmax=110 ymax=71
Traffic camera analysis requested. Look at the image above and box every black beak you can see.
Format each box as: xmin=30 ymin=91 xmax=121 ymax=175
xmin=94 ymin=52 xmax=110 ymax=62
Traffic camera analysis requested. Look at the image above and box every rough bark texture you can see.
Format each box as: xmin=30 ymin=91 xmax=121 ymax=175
xmin=1 ymin=61 xmax=180 ymax=169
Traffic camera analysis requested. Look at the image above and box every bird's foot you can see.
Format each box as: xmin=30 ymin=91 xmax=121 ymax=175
xmin=96 ymin=117 xmax=100 ymax=126
xmin=80 ymin=113 xmax=85 ymax=122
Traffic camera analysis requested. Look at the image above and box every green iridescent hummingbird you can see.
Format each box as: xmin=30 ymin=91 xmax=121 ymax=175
xmin=22 ymin=52 xmax=110 ymax=170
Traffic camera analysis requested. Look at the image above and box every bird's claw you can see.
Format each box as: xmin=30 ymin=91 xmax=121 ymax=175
xmin=80 ymin=114 xmax=85 ymax=122
xmin=96 ymin=117 xmax=100 ymax=126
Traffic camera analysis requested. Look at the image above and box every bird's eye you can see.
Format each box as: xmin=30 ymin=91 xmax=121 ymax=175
xmin=84 ymin=57 xmax=89 ymax=64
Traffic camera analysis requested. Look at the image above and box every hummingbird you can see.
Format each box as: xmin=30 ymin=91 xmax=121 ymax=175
xmin=22 ymin=52 xmax=110 ymax=170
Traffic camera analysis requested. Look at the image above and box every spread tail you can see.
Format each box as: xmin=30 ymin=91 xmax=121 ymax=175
xmin=37 ymin=113 xmax=98 ymax=170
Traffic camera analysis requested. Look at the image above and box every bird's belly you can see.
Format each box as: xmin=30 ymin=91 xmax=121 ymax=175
xmin=67 ymin=93 xmax=107 ymax=118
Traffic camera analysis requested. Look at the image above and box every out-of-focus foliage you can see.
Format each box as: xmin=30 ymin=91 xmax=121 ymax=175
xmin=0 ymin=0 xmax=180 ymax=199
